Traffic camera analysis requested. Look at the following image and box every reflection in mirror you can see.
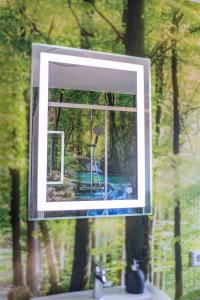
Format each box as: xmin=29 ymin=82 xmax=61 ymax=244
xmin=47 ymin=106 xmax=105 ymax=202
xmin=46 ymin=89 xmax=137 ymax=213
xmin=48 ymin=89 xmax=136 ymax=108
xmin=107 ymin=111 xmax=137 ymax=201
xmin=47 ymin=131 xmax=64 ymax=184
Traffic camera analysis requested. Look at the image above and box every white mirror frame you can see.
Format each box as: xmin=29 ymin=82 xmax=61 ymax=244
xmin=37 ymin=52 xmax=145 ymax=211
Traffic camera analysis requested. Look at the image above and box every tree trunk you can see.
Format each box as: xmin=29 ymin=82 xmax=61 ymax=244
xmin=40 ymin=222 xmax=59 ymax=293
xmin=126 ymin=218 xmax=149 ymax=276
xmin=51 ymin=91 xmax=63 ymax=167
xmin=69 ymin=0 xmax=95 ymax=291
xmin=171 ymin=11 xmax=183 ymax=300
xmin=10 ymin=168 xmax=24 ymax=286
xmin=23 ymin=86 xmax=41 ymax=294
xmin=124 ymin=0 xmax=144 ymax=57
xmin=69 ymin=219 xmax=90 ymax=291
xmin=150 ymin=206 xmax=157 ymax=283
xmin=80 ymin=0 xmax=95 ymax=49
xmin=107 ymin=93 xmax=120 ymax=172
xmin=26 ymin=222 xmax=40 ymax=294
xmin=88 ymin=219 xmax=96 ymax=288
xmin=124 ymin=0 xmax=149 ymax=278
xmin=155 ymin=43 xmax=166 ymax=146
xmin=171 ymin=33 xmax=180 ymax=156
xmin=174 ymin=201 xmax=182 ymax=299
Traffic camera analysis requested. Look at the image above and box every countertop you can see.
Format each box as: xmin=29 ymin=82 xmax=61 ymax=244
xmin=32 ymin=286 xmax=152 ymax=300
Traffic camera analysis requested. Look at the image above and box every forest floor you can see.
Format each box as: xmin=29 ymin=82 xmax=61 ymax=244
xmin=0 ymin=247 xmax=12 ymax=299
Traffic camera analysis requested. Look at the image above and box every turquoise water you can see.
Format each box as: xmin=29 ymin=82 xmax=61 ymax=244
xmin=74 ymin=171 xmax=132 ymax=201
xmin=75 ymin=172 xmax=130 ymax=185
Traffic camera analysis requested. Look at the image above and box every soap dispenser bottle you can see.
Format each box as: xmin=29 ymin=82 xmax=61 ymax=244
xmin=126 ymin=259 xmax=145 ymax=294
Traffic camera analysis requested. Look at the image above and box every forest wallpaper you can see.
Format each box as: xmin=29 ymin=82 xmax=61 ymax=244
xmin=0 ymin=0 xmax=200 ymax=300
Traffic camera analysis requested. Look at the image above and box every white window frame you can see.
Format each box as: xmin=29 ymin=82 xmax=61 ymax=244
xmin=37 ymin=52 xmax=145 ymax=211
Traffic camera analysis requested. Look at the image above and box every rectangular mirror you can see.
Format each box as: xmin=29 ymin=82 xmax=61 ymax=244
xmin=29 ymin=44 xmax=151 ymax=219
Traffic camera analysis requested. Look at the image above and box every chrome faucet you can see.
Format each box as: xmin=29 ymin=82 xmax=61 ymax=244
xmin=93 ymin=266 xmax=107 ymax=299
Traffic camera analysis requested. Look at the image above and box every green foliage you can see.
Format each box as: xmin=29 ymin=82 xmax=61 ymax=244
xmin=0 ymin=0 xmax=200 ymax=297
xmin=180 ymin=289 xmax=200 ymax=300
xmin=148 ymin=1 xmax=200 ymax=298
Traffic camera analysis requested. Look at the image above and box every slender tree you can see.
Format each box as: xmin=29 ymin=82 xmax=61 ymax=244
xmin=124 ymin=0 xmax=149 ymax=277
xmin=69 ymin=0 xmax=95 ymax=291
xmin=155 ymin=42 xmax=166 ymax=146
xmin=15 ymin=3 xmax=56 ymax=292
xmin=0 ymin=2 xmax=28 ymax=287
xmin=124 ymin=0 xmax=144 ymax=56
xmin=24 ymin=86 xmax=40 ymax=294
xmin=0 ymin=1 xmax=40 ymax=291
xmin=26 ymin=222 xmax=40 ymax=293
xmin=40 ymin=222 xmax=59 ymax=293
xmin=10 ymin=168 xmax=24 ymax=286
xmin=171 ymin=9 xmax=183 ymax=300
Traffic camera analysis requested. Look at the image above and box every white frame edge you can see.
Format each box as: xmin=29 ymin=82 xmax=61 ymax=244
xmin=37 ymin=52 xmax=145 ymax=211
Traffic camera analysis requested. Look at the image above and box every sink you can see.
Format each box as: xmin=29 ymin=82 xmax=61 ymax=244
xmin=32 ymin=286 xmax=152 ymax=300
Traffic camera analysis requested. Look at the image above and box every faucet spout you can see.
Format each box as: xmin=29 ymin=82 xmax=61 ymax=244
xmin=93 ymin=266 xmax=107 ymax=299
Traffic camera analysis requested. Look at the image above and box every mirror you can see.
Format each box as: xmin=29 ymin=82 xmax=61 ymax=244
xmin=29 ymin=44 xmax=151 ymax=219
